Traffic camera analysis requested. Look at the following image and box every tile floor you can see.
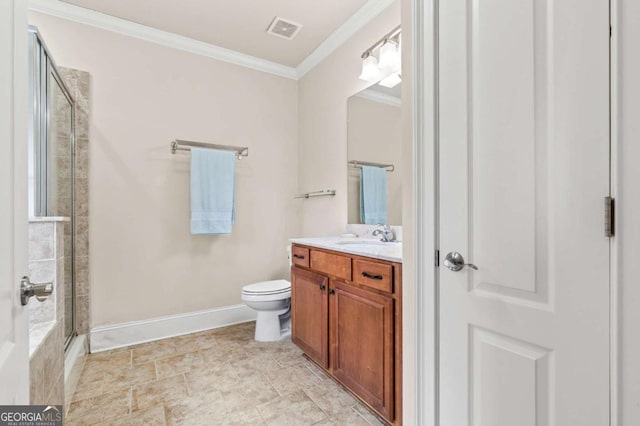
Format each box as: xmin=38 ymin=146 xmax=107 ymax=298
xmin=67 ymin=322 xmax=387 ymax=425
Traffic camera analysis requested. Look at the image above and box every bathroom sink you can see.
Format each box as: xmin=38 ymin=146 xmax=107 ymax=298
xmin=335 ymin=240 xmax=395 ymax=246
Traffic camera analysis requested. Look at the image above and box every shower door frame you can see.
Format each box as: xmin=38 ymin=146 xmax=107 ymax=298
xmin=29 ymin=27 xmax=77 ymax=350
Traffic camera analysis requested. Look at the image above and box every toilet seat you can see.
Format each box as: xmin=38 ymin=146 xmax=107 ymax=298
xmin=241 ymin=280 xmax=291 ymax=302
xmin=241 ymin=290 xmax=291 ymax=303
xmin=242 ymin=279 xmax=290 ymax=296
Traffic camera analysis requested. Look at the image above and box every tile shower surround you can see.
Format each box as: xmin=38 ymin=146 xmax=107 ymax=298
xmin=29 ymin=220 xmax=66 ymax=406
xmin=58 ymin=67 xmax=91 ymax=339
xmin=67 ymin=322 xmax=388 ymax=425
xmin=29 ymin=67 xmax=91 ymax=413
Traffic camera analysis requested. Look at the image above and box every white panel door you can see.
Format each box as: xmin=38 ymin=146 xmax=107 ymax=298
xmin=0 ymin=0 xmax=30 ymax=404
xmin=438 ymin=0 xmax=610 ymax=425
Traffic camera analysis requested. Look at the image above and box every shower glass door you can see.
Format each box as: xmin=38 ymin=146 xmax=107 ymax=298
xmin=51 ymin=72 xmax=75 ymax=347
xmin=29 ymin=28 xmax=76 ymax=348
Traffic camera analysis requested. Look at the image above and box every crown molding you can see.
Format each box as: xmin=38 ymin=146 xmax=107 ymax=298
xmin=28 ymin=0 xmax=396 ymax=81
xmin=28 ymin=0 xmax=298 ymax=79
xmin=295 ymin=0 xmax=397 ymax=79
xmin=356 ymin=87 xmax=401 ymax=107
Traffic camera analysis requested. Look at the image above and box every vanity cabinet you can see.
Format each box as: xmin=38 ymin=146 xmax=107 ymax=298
xmin=291 ymin=244 xmax=402 ymax=425
xmin=291 ymin=267 xmax=329 ymax=367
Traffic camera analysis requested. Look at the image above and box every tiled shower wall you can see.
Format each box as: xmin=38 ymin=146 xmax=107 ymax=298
xmin=29 ymin=220 xmax=66 ymax=405
xmin=59 ymin=67 xmax=91 ymax=339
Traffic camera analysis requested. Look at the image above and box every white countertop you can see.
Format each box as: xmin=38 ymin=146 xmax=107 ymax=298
xmin=289 ymin=236 xmax=402 ymax=263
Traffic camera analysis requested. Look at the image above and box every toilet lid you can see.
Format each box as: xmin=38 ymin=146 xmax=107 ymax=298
xmin=242 ymin=279 xmax=291 ymax=295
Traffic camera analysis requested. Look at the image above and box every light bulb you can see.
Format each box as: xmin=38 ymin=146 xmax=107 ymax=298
xmin=378 ymin=72 xmax=401 ymax=88
xmin=378 ymin=40 xmax=400 ymax=73
xmin=359 ymin=54 xmax=382 ymax=83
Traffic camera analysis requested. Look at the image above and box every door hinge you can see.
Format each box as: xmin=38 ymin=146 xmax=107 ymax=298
xmin=435 ymin=249 xmax=440 ymax=267
xmin=605 ymin=196 xmax=615 ymax=237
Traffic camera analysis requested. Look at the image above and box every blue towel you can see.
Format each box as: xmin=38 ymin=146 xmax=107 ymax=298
xmin=190 ymin=148 xmax=236 ymax=234
xmin=360 ymin=165 xmax=388 ymax=224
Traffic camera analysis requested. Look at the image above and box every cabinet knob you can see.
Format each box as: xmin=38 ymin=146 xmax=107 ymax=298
xmin=319 ymin=284 xmax=326 ymax=290
xmin=328 ymin=289 xmax=335 ymax=295
xmin=293 ymin=254 xmax=305 ymax=259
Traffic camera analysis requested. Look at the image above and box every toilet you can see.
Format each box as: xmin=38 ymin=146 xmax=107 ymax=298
xmin=241 ymin=279 xmax=291 ymax=342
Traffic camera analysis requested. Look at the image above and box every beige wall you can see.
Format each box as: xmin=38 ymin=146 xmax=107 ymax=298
xmin=297 ymin=1 xmax=401 ymax=236
xmin=347 ymin=95 xmax=402 ymax=225
xmin=29 ymin=13 xmax=300 ymax=327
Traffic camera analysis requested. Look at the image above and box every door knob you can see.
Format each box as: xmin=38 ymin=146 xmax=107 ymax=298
xmin=20 ymin=276 xmax=53 ymax=306
xmin=443 ymin=252 xmax=478 ymax=272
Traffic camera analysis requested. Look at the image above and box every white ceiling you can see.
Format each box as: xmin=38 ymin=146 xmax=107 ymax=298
xmin=60 ymin=0 xmax=369 ymax=67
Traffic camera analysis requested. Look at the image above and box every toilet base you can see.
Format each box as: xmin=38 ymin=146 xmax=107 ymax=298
xmin=255 ymin=308 xmax=291 ymax=342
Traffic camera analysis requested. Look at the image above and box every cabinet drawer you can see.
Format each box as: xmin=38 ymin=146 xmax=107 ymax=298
xmin=353 ymin=259 xmax=393 ymax=293
xmin=291 ymin=246 xmax=310 ymax=267
xmin=310 ymin=250 xmax=351 ymax=281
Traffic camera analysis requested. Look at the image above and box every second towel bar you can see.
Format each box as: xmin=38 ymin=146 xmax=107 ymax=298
xmin=294 ymin=189 xmax=336 ymax=199
xmin=348 ymin=160 xmax=394 ymax=172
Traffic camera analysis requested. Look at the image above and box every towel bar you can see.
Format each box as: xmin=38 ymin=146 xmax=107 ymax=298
xmin=348 ymin=160 xmax=394 ymax=172
xmin=294 ymin=190 xmax=336 ymax=199
xmin=171 ymin=139 xmax=248 ymax=159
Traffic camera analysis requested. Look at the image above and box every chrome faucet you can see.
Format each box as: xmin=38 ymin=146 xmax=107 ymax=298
xmin=372 ymin=224 xmax=396 ymax=242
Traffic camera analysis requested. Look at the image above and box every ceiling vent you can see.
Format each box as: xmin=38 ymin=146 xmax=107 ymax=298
xmin=266 ymin=16 xmax=303 ymax=40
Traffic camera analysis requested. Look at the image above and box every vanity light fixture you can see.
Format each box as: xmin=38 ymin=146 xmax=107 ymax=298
xmin=378 ymin=40 xmax=400 ymax=73
xmin=359 ymin=52 xmax=383 ymax=83
xmin=379 ymin=72 xmax=402 ymax=88
xmin=358 ymin=25 xmax=402 ymax=88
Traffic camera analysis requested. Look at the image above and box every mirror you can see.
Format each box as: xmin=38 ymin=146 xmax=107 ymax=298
xmin=347 ymin=84 xmax=402 ymax=225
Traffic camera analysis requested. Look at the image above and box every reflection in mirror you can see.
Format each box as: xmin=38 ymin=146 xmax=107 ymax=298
xmin=347 ymin=84 xmax=402 ymax=225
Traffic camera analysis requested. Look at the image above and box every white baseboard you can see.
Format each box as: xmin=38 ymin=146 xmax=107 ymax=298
xmin=89 ymin=304 xmax=256 ymax=353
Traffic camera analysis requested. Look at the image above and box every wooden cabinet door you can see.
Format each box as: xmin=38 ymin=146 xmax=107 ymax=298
xmin=331 ymin=281 xmax=394 ymax=420
xmin=291 ymin=267 xmax=329 ymax=368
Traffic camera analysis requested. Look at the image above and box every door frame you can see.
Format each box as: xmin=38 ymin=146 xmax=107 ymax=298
xmin=609 ymin=0 xmax=621 ymax=425
xmin=408 ymin=0 xmax=619 ymax=425
xmin=407 ymin=0 xmax=438 ymax=424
